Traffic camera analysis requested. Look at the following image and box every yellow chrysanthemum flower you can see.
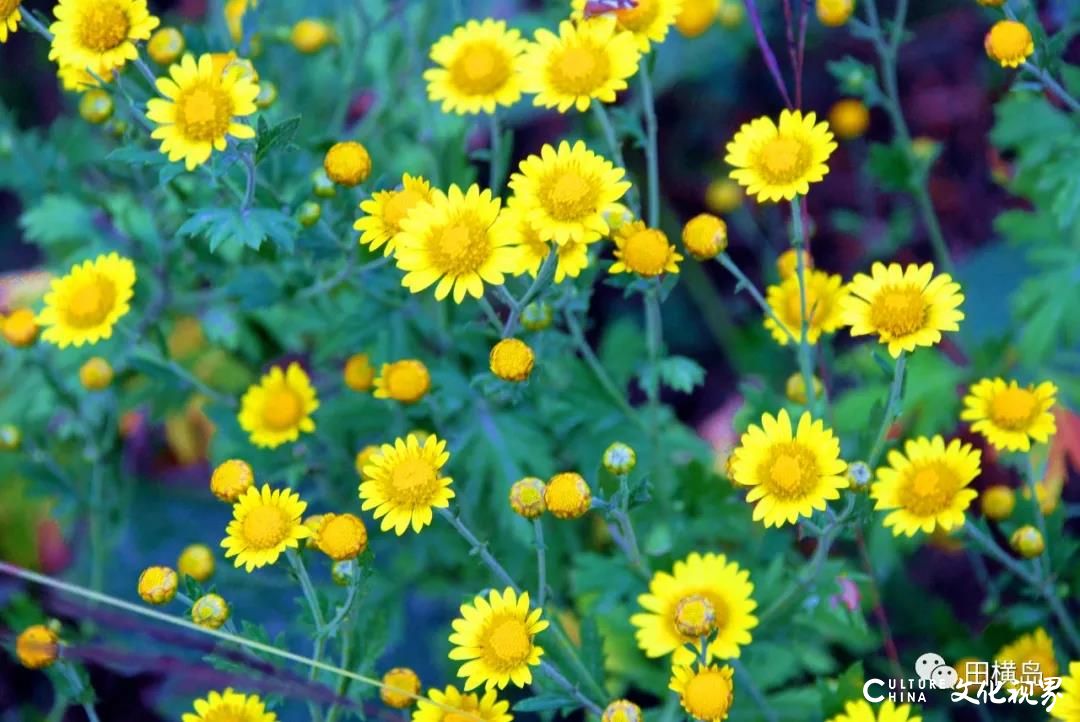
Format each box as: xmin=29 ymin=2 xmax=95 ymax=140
xmin=764 ymin=269 xmax=848 ymax=345
xmin=571 ymin=0 xmax=684 ymax=52
xmin=630 ymin=552 xmax=758 ymax=666
xmin=48 ymin=0 xmax=159 ymax=77
xmin=221 ymin=484 xmax=311 ymax=572
xmin=1050 ymin=661 xmax=1080 ymax=721
xmin=826 ymin=700 xmax=922 ymax=722
xmin=1 ymin=0 xmax=22 ymax=43
xmin=520 ymin=17 xmax=641 ymax=113
xmin=729 ymin=409 xmax=848 ymax=527
xmin=15 ymin=625 xmax=59 ymax=670
xmin=670 ymin=663 xmax=734 ymax=722
xmin=503 ymin=199 xmax=593 ymax=283
xmin=381 ymin=667 xmax=422 ymax=709
xmin=38 ymin=252 xmax=135 ymax=348
xmin=424 ymin=19 xmax=527 ymax=115
xmin=984 ymin=20 xmax=1033 ymax=68
xmin=237 ymin=363 xmax=319 ymax=449
xmin=395 ymin=184 xmax=520 ymax=303
xmin=182 ymin=689 xmax=277 ymax=722
xmin=841 ymin=262 xmax=964 ymax=358
xmin=147 ymin=53 xmax=259 ymax=171
xmin=354 ymin=174 xmax=434 ymax=256
xmin=412 ymin=686 xmax=512 ymax=722
xmin=211 ymin=459 xmax=255 ymax=502
xmin=449 ymin=588 xmax=549 ymax=690
xmin=610 ymin=221 xmax=683 ymax=276
xmin=870 ymin=436 xmax=981 ymax=537
xmin=509 ymin=140 xmax=631 ymax=245
xmin=373 ymin=359 xmax=431 ymax=404
xmin=313 ymin=512 xmax=368 ymax=561
xmin=960 ymin=378 xmax=1057 ymax=452
xmin=725 ymin=109 xmax=837 ymax=203
xmin=490 ymin=338 xmax=534 ymax=382
xmin=359 ymin=434 xmax=455 ymax=535
xmin=996 ymin=628 xmax=1059 ymax=695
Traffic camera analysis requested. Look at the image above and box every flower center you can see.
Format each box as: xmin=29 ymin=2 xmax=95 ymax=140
xmin=869 ymin=285 xmax=927 ymax=337
xmin=684 ymin=669 xmax=734 ymax=721
xmin=451 ymin=42 xmax=510 ymax=94
xmin=760 ymin=443 xmax=819 ymax=500
xmin=622 ymin=229 xmax=670 ymax=275
xmin=383 ymin=188 xmax=426 ymax=229
xmin=990 ymin=387 xmax=1038 ymax=430
xmin=262 ymin=389 xmax=303 ymax=430
xmin=177 ymin=84 xmax=234 ymax=142
xmin=902 ymin=463 xmax=957 ymax=516
xmin=758 ymin=136 xmax=809 ymax=183
xmin=543 ymin=169 xmax=598 ymax=221
xmin=77 ymin=0 xmax=130 ymax=52
xmin=552 ymin=44 xmax=609 ymax=95
xmin=487 ymin=617 xmax=531 ymax=666
xmin=389 ymin=458 xmax=438 ymax=503
xmin=429 ymin=220 xmax=490 ymax=276
xmin=66 ymin=278 xmax=114 ymax=327
xmin=241 ymin=505 xmax=289 ymax=549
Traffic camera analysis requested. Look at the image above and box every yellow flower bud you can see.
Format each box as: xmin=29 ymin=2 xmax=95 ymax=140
xmin=343 ymin=353 xmax=375 ymax=391
xmin=490 ymin=338 xmax=535 ymax=382
xmin=191 ymin=593 xmax=230 ymax=629
xmin=985 ymin=20 xmax=1033 ymax=68
xmin=78 ymin=89 xmax=114 ymax=125
xmin=602 ymin=442 xmax=636 ymax=475
xmin=380 ymin=667 xmax=421 ymax=709
xmin=178 ymin=543 xmax=215 ymax=582
xmin=147 ymin=28 xmax=185 ymax=65
xmin=16 ymin=625 xmax=60 ymax=670
xmin=675 ymin=0 xmax=720 ymax=38
xmin=2 ymin=308 xmax=38 ymax=348
xmin=314 ymin=513 xmax=369 ymax=561
xmin=544 ymin=472 xmax=592 ymax=520
xmin=210 ymin=459 xmax=255 ymax=502
xmin=138 ymin=566 xmax=178 ymax=605
xmin=785 ymin=372 xmax=823 ymax=405
xmin=674 ymin=594 xmax=717 ymax=638
xmin=79 ymin=357 xmax=114 ymax=390
xmin=291 ymin=19 xmax=335 ymax=54
xmin=509 ymin=477 xmax=547 ymax=519
xmin=682 ymin=213 xmax=728 ymax=261
xmin=817 ymin=0 xmax=855 ymax=27
xmin=828 ymin=98 xmax=870 ymax=140
xmin=1010 ymin=525 xmax=1044 ymax=559
xmin=980 ymin=485 xmax=1015 ymax=522
xmin=602 ymin=700 xmax=643 ymax=722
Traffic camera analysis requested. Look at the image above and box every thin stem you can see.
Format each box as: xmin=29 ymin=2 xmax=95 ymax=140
xmin=502 ymin=252 xmax=556 ymax=338
xmin=533 ymin=519 xmax=548 ymax=610
xmin=437 ymin=509 xmax=520 ymax=592
xmin=57 ymin=663 xmax=101 ymax=722
xmin=488 ymin=111 xmax=509 ymax=195
xmin=132 ymin=56 xmax=159 ymax=89
xmin=241 ymin=153 xmax=257 ymax=211
xmin=88 ymin=460 xmax=105 ymax=593
xmin=478 ymin=296 xmax=503 ymax=334
xmin=591 ymin=103 xmax=640 ymax=216
xmin=563 ymin=309 xmax=644 ymax=426
xmin=716 ymin=254 xmax=798 ymax=346
xmin=1022 ymin=63 xmax=1080 ymax=113
xmin=20 ymin=9 xmax=54 ymax=40
xmin=288 ymin=550 xmax=326 ymax=722
xmin=740 ymin=0 xmax=794 ymax=108
xmin=731 ymin=659 xmax=778 ymax=722
xmin=789 ymin=198 xmax=817 ymax=410
xmin=866 ymin=352 xmax=906 ymax=468
xmin=643 ymin=284 xmax=663 ymax=454
xmin=538 ymin=662 xmax=603 ymax=717
xmin=638 ymin=70 xmax=661 ymax=228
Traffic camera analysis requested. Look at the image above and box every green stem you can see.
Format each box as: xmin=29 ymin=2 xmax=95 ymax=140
xmin=502 ymin=252 xmax=556 ymax=338
xmin=638 ymin=70 xmax=661 ymax=227
xmin=789 ymin=198 xmax=818 ymax=411
xmin=88 ymin=460 xmax=105 ymax=593
xmin=288 ymin=550 xmax=326 ymax=722
xmin=563 ymin=309 xmax=644 ymax=426
xmin=533 ymin=518 xmax=548 ymax=609
xmin=538 ymin=661 xmax=603 ymax=716
xmin=591 ymin=103 xmax=640 ymax=216
xmin=643 ymin=284 xmax=663 ymax=454
xmin=866 ymin=352 xmax=907 ymax=468
xmin=1022 ymin=63 xmax=1080 ymax=113
xmin=57 ymin=662 xmax=101 ymax=722
xmin=478 ymin=296 xmax=503 ymax=334
xmin=731 ymin=659 xmax=778 ymax=722
xmin=488 ymin=111 xmax=508 ymax=195
xmin=716 ymin=254 xmax=798 ymax=346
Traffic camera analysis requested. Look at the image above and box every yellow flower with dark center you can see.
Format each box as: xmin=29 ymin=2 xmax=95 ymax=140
xmin=602 ymin=700 xmax=642 ymax=722
xmin=291 ymin=18 xmax=333 ymax=53
xmin=146 ymin=53 xmax=258 ymax=171
xmin=79 ymin=357 xmax=114 ymax=390
xmin=675 ymin=0 xmax=720 ymax=38
xmin=448 ymin=587 xmax=549 ymax=690
xmin=178 ymin=543 xmax=215 ymax=582
xmin=980 ymin=485 xmax=1015 ymax=521
xmin=0 ymin=0 xmax=22 ymax=43
xmin=413 ymin=686 xmax=512 ymax=722
xmin=520 ymin=17 xmax=641 ymax=113
xmin=764 ymin=269 xmax=848 ymax=346
xmin=996 ymin=628 xmax=1058 ymax=695
xmin=730 ymin=409 xmax=848 ymax=527
xmin=725 ymin=109 xmax=836 ymax=202
xmin=343 ymin=353 xmax=375 ymax=392
xmin=961 ymin=378 xmax=1057 ymax=452
xmin=610 ymin=221 xmax=682 ymax=276
xmin=630 ymin=551 xmax=758 ymax=665
xmin=424 ymin=19 xmax=526 ymax=115
xmin=1050 ymin=661 xmax=1080 ymax=721
xmin=374 ymin=359 xmax=431 ymax=403
xmin=510 ymin=141 xmax=631 ymax=245
xmin=816 ymin=0 xmax=854 ymax=26
xmin=15 ymin=625 xmax=59 ymax=670
xmin=49 ymin=0 xmax=159 ymax=77
xmin=776 ymin=248 xmax=813 ymax=280
xmin=670 ymin=663 xmax=734 ymax=722
xmin=395 ymin=184 xmax=520 ymax=303
xmin=1010 ymin=525 xmax=1044 ymax=558
xmin=503 ymin=199 xmax=594 ymax=283
xmin=182 ymin=689 xmax=277 ymax=722
xmin=841 ymin=262 xmax=964 ymax=358
xmin=314 ymin=512 xmax=368 ymax=561
xmin=984 ymin=20 xmax=1033 ymax=68
xmin=381 ymin=667 xmax=422 ymax=708
xmin=221 ymin=484 xmax=311 ymax=572
xmin=147 ymin=26 xmax=184 ymax=64
xmin=137 ymin=565 xmax=178 ymax=604
xmin=2 ymin=308 xmax=38 ymax=347
xmin=682 ymin=213 xmax=727 ymax=261
xmin=826 ymin=700 xmax=923 ymax=722
xmin=38 ymin=252 xmax=136 ymax=348
xmin=544 ymin=472 xmax=591 ymax=519
xmin=510 ymin=477 xmax=547 ymax=518
xmin=359 ymin=434 xmax=454 ymax=535
xmin=324 ymin=141 xmax=371 ymax=186
xmin=238 ymin=363 xmax=319 ymax=449
xmin=870 ymin=436 xmax=981 ymax=537
xmin=211 ymin=459 xmax=255 ymax=502
xmin=571 ymin=0 xmax=684 ymax=51
xmin=355 ymin=174 xmax=434 ymax=256
xmin=829 ymin=98 xmax=870 ymax=140
xmin=490 ymin=338 xmax=534 ymax=382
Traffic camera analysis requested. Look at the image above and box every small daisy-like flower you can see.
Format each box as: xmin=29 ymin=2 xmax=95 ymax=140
xmin=0 ymin=0 xmax=22 ymax=43
xmin=395 ymin=184 xmax=520 ymax=303
xmin=449 ymin=587 xmax=549 ymax=690
xmin=510 ymin=141 xmax=632 ymax=245
xmin=826 ymin=700 xmax=922 ymax=722
xmin=1010 ymin=525 xmax=1045 ymax=558
xmin=211 ymin=459 xmax=255 ymax=502
xmin=354 ymin=174 xmax=434 ymax=256
xmin=2 ymin=308 xmax=38 ymax=347
xmin=729 ymin=409 xmax=848 ymax=527
xmin=509 ymin=477 xmax=547 ymax=519
xmin=191 ymin=593 xmax=230 ymax=628
xmin=503 ymin=200 xmax=594 ymax=283
xmin=38 ymin=253 xmax=136 ymax=348
xmin=490 ymin=338 xmax=534 ymax=382
xmin=78 ymin=357 xmax=113 ymax=390
xmin=137 ymin=566 xmax=178 ymax=605
xmin=984 ymin=20 xmax=1033 ymax=68
xmin=413 ymin=686 xmax=512 ymax=722
xmin=725 ymin=110 xmax=837 ymax=203
xmin=764 ymin=269 xmax=849 ymax=346
xmin=682 ymin=213 xmax=727 ymax=261
xmin=776 ymin=248 xmax=813 ymax=280
xmin=870 ymin=436 xmax=981 ymax=537
xmin=829 ymin=98 xmax=870 ymax=140
xmin=1050 ymin=661 xmax=1080 ymax=721
xmin=343 ymin=353 xmax=375 ymax=392
xmin=313 ymin=512 xmax=368 ymax=561
xmin=544 ymin=472 xmax=592 ymax=519
xmin=602 ymin=442 xmax=636 ymax=475
xmin=237 ymin=363 xmax=319 ymax=449
xmin=221 ymin=484 xmax=311 ymax=572
xmin=571 ymin=0 xmax=684 ymax=52
xmin=324 ymin=141 xmax=372 ymax=186
xmin=16 ymin=625 xmax=60 ymax=670
xmin=602 ymin=700 xmax=643 ymax=722
xmin=48 ymin=0 xmax=159 ymax=77
xmin=381 ymin=667 xmax=422 ymax=709
xmin=841 ymin=262 xmax=964 ymax=358
xmin=670 ymin=663 xmax=734 ymax=722
xmin=816 ymin=0 xmax=854 ymax=27
xmin=359 ymin=434 xmax=455 ymax=535
xmin=424 ymin=19 xmax=527 ymax=115
xmin=610 ymin=221 xmax=683 ymax=277
xmin=147 ymin=26 xmax=184 ymax=64
xmin=631 ymin=552 xmax=758 ymax=665
xmin=520 ymin=17 xmax=641 ymax=113
xmin=182 ymin=689 xmax=277 ymax=722
xmin=961 ymin=378 xmax=1057 ymax=452
xmin=146 ymin=54 xmax=259 ymax=171
xmin=178 ymin=543 xmax=215 ymax=582
xmin=374 ymin=359 xmax=431 ymax=404
xmin=996 ymin=628 xmax=1058 ymax=695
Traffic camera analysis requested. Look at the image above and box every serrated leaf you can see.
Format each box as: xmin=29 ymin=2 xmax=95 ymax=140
xmin=656 ymin=355 xmax=705 ymax=393
xmin=18 ymin=195 xmax=96 ymax=247
xmin=256 ymin=115 xmax=301 ymax=164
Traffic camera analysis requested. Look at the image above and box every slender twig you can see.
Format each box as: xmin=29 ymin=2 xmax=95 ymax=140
xmin=741 ymin=0 xmax=794 ymax=108
xmin=1022 ymin=63 xmax=1080 ymax=113
xmin=638 ymin=70 xmax=661 ymax=228
xmin=488 ymin=111 xmax=509 ymax=195
xmin=563 ymin=309 xmax=644 ymax=426
xmin=731 ymin=659 xmax=778 ymax=722
xmin=789 ymin=197 xmax=817 ymax=410
xmin=241 ymin=153 xmax=257 ymax=211
xmin=643 ymin=284 xmax=663 ymax=457
xmin=57 ymin=662 xmax=101 ymax=722
xmin=533 ymin=519 xmax=548 ymax=610
xmin=866 ymin=352 xmax=907 ymax=468
xmin=437 ymin=509 xmax=520 ymax=592
xmin=502 ymin=252 xmax=556 ymax=338
xmin=538 ymin=662 xmax=603 ymax=716
xmin=716 ymin=253 xmax=799 ymax=346
xmin=590 ymin=103 xmax=641 ymax=215
xmin=288 ymin=550 xmax=327 ymax=722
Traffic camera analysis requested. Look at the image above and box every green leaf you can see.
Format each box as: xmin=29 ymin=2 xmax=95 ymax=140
xmin=826 ymin=56 xmax=884 ymax=106
xmin=867 ymin=142 xmax=915 ymax=192
xmin=177 ymin=207 xmax=298 ymax=253
xmin=656 ymin=356 xmax=705 ymax=393
xmin=18 ymin=195 xmax=96 ymax=248
xmin=256 ymin=115 xmax=301 ymax=165
xmin=513 ymin=695 xmax=577 ymax=713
